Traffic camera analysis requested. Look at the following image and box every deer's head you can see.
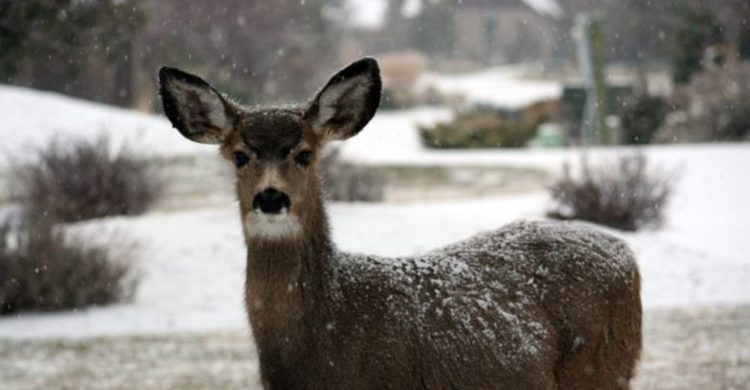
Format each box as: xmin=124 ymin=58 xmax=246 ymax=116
xmin=159 ymin=58 xmax=381 ymax=240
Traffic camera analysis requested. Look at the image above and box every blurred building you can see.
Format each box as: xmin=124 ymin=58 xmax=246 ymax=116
xmin=454 ymin=0 xmax=561 ymax=64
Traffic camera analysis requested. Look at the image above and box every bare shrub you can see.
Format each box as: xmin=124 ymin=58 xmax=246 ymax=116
xmin=319 ymin=148 xmax=385 ymax=202
xmin=0 ymin=218 xmax=136 ymax=314
xmin=547 ymin=154 xmax=673 ymax=231
xmin=14 ymin=136 xmax=162 ymax=223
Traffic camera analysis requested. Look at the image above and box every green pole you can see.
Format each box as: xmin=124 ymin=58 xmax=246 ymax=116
xmin=588 ymin=17 xmax=612 ymax=144
xmin=575 ymin=14 xmax=611 ymax=145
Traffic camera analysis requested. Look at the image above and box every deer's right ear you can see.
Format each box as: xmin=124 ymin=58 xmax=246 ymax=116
xmin=158 ymin=67 xmax=237 ymax=144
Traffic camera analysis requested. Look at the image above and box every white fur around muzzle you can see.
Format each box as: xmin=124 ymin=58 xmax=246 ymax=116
xmin=244 ymin=209 xmax=302 ymax=239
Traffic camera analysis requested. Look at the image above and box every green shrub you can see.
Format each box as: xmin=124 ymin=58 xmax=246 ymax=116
xmin=419 ymin=107 xmax=540 ymax=149
xmin=547 ymin=154 xmax=673 ymax=231
xmin=14 ymin=136 xmax=163 ymax=223
xmin=671 ymin=8 xmax=725 ymax=84
xmin=0 ymin=219 xmax=136 ymax=314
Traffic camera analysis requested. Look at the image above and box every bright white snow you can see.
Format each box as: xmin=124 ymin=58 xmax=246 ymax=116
xmin=344 ymin=0 xmax=563 ymax=29
xmin=0 ymin=85 xmax=448 ymax=165
xmin=0 ymin=85 xmax=210 ymax=162
xmin=419 ymin=66 xmax=562 ymax=111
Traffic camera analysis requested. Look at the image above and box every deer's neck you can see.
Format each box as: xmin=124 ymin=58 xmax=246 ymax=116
xmin=244 ymin=201 xmax=334 ymax=375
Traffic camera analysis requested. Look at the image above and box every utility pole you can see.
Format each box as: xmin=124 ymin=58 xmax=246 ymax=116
xmin=574 ymin=13 xmax=612 ymax=145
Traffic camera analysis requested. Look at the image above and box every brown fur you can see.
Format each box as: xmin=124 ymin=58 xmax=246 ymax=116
xmin=158 ymin=59 xmax=642 ymax=390
xmin=224 ymin=111 xmax=641 ymax=390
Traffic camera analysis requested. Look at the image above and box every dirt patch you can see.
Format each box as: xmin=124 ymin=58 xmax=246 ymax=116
xmin=0 ymin=305 xmax=748 ymax=389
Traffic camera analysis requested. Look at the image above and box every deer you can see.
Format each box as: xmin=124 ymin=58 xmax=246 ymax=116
xmin=158 ymin=58 xmax=642 ymax=390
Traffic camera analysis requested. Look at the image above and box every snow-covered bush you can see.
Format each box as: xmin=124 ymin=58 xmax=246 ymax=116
xmin=319 ymin=148 xmax=385 ymax=202
xmin=0 ymin=219 xmax=135 ymax=314
xmin=547 ymin=154 xmax=672 ymax=231
xmin=14 ymin=136 xmax=163 ymax=223
xmin=419 ymin=105 xmax=547 ymax=149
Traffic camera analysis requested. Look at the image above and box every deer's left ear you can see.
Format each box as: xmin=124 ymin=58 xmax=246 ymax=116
xmin=158 ymin=67 xmax=238 ymax=144
xmin=304 ymin=57 xmax=381 ymax=140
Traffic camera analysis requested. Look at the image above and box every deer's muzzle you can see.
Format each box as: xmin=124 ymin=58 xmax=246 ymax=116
xmin=252 ymin=188 xmax=291 ymax=214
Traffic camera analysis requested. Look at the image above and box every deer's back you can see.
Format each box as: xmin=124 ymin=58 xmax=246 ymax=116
xmin=327 ymin=220 xmax=641 ymax=389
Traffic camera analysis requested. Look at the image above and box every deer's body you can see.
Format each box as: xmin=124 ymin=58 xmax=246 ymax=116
xmin=247 ymin=219 xmax=640 ymax=390
xmin=159 ymin=58 xmax=642 ymax=390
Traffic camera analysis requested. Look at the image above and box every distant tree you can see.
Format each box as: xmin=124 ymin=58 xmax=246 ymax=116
xmin=380 ymin=0 xmax=410 ymax=51
xmin=1 ymin=1 xmax=343 ymax=107
xmin=602 ymin=0 xmax=677 ymax=62
xmin=143 ymin=0 xmax=342 ymax=104
xmin=0 ymin=1 xmax=93 ymax=85
xmin=557 ymin=0 xmax=679 ymax=62
xmin=740 ymin=24 xmax=750 ymax=60
xmin=410 ymin=0 xmax=455 ymax=59
xmin=671 ymin=8 xmax=725 ymax=84
xmin=104 ymin=1 xmax=146 ymax=107
xmin=0 ymin=0 xmax=146 ymax=105
xmin=559 ymin=0 xmax=748 ymax=65
xmin=657 ymin=63 xmax=750 ymax=143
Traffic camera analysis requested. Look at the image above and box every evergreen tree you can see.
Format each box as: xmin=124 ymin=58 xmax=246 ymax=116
xmin=740 ymin=24 xmax=750 ymax=60
xmin=672 ymin=8 xmax=725 ymax=84
xmin=0 ymin=0 xmax=145 ymax=105
xmin=143 ymin=0 xmax=341 ymax=104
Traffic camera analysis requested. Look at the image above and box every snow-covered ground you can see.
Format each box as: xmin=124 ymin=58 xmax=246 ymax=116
xmin=0 ymin=85 xmax=748 ymax=339
xmin=344 ymin=0 xmax=562 ymax=29
xmin=418 ymin=65 xmax=562 ymax=110
xmin=0 ymin=85 xmax=207 ymax=162
xmin=0 ymin=144 xmax=748 ymax=338
xmin=0 ymin=85 xmax=450 ymax=165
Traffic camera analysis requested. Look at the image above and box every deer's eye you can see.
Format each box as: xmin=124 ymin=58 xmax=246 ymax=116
xmin=295 ymin=151 xmax=312 ymax=167
xmin=233 ymin=151 xmax=249 ymax=167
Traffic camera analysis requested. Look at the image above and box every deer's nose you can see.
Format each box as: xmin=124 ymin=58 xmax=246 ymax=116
xmin=252 ymin=188 xmax=291 ymax=214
